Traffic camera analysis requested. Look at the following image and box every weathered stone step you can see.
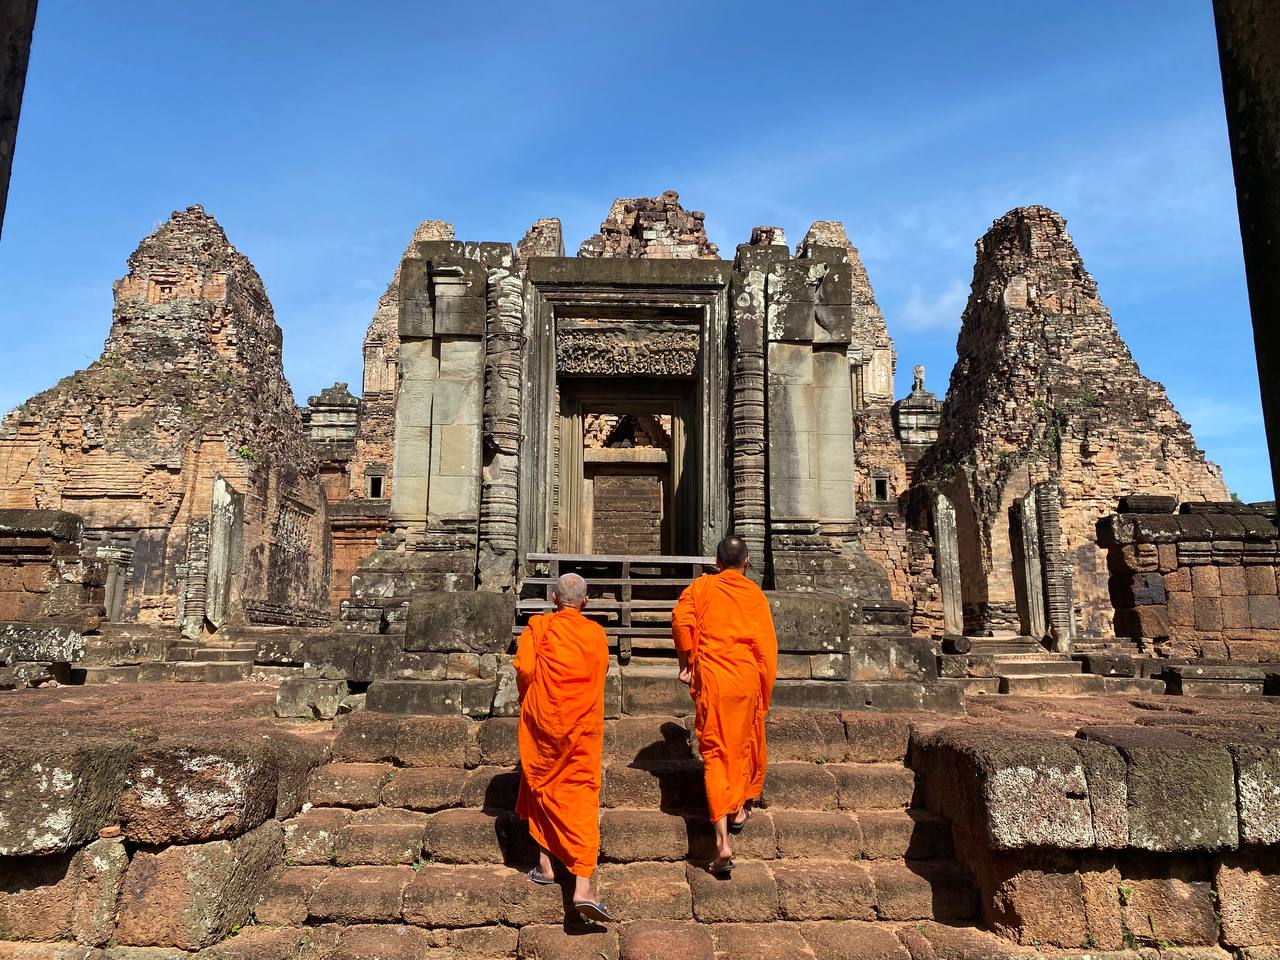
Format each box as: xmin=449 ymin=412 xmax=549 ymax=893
xmin=133 ymin=660 xmax=253 ymax=683
xmin=190 ymin=647 xmax=258 ymax=662
xmin=284 ymin=803 xmax=950 ymax=868
xmin=71 ymin=664 xmax=142 ymax=684
xmin=306 ymin=760 xmax=917 ymax=816
xmin=221 ymin=917 xmax=1030 ymax=960
xmin=998 ymin=674 xmax=1166 ymax=696
xmin=327 ymin=710 xmax=915 ymax=771
xmin=255 ymin=856 xmax=976 ymax=932
xmin=993 ymin=658 xmax=1082 ymax=676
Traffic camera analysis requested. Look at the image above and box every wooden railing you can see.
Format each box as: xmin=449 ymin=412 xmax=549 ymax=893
xmin=517 ymin=553 xmax=715 ymax=664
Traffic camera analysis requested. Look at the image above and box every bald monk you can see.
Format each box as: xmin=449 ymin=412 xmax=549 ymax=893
xmin=672 ymin=535 xmax=778 ymax=875
xmin=514 ymin=572 xmax=613 ymax=922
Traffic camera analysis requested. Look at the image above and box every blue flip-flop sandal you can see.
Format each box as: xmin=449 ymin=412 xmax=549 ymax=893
xmin=574 ymin=899 xmax=615 ymax=923
xmin=527 ymin=867 xmax=556 ymax=885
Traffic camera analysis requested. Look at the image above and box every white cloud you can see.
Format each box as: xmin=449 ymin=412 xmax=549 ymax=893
xmin=1175 ymin=395 xmax=1264 ymax=440
xmin=896 ymin=279 xmax=970 ymax=332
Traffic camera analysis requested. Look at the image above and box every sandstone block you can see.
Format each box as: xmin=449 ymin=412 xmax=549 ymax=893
xmin=0 ymin=737 xmax=134 ymax=855
xmin=766 ymin=591 xmax=849 ymax=653
xmin=763 ymin=710 xmax=847 ymax=763
xmin=773 ymin=860 xmax=875 ymax=921
xmin=365 ymin=680 xmax=463 ymax=715
xmin=1192 ymin=566 xmax=1221 ymax=596
xmin=840 ymin=713 xmax=911 ymax=763
xmin=402 ymin=863 xmax=561 ymax=927
xmin=475 ymin=717 xmax=520 ymax=766
xmin=859 ymin=810 xmax=952 ymax=860
xmin=460 ymin=765 xmax=520 ymax=810
xmin=798 ymin=920 xmax=911 ymax=960
xmin=1193 ymin=597 xmax=1224 ymax=632
xmin=869 ymin=859 xmax=976 ymax=923
xmin=1246 ymin=565 xmax=1277 ymax=596
xmin=253 ymin=865 xmax=326 ymax=925
xmin=1249 ymin=593 xmax=1280 ymax=630
xmin=396 ymin=715 xmax=472 ymax=766
xmin=605 ymin=715 xmax=692 ymax=763
xmin=1119 ymin=858 xmax=1218 ymax=947
xmin=119 ymin=737 xmax=277 ymax=844
xmin=1165 ymin=567 xmax=1193 ymax=592
xmin=517 ymin=924 xmax=619 ymax=960
xmin=687 ymin=860 xmax=778 ymax=922
xmin=1168 ymin=591 xmax=1195 ymax=627
xmin=72 ymin=837 xmax=130 ymax=947
xmin=1223 ymin=595 xmax=1252 ymax=630
xmin=596 ymin=861 xmax=692 ymax=921
xmin=403 ymin=591 xmax=515 ymax=654
xmin=830 ymin=763 xmax=915 ymax=811
xmin=307 ymin=763 xmax=392 ymax=808
xmin=274 ymin=677 xmax=347 ymax=720
xmin=381 ymin=766 xmax=466 ymax=812
xmin=619 ymin=919 xmax=714 ymax=960
xmin=600 ymin=809 xmax=688 ymax=862
xmin=763 ymin=762 xmax=838 ymax=809
xmin=334 ymin=815 xmax=427 ymax=866
xmin=331 ymin=712 xmax=401 ymax=762
xmin=1078 ymin=726 xmax=1238 ymax=851
xmin=1216 ymin=853 xmax=1280 ymax=949
xmin=1220 ymin=565 xmax=1249 ymax=596
xmin=425 ymin=807 xmax=532 ymax=865
xmin=115 ymin=820 xmax=283 ymax=950
xmin=709 ymin=922 xmax=811 ymax=960
xmin=910 ymin=726 xmax=1095 ymax=850
xmin=772 ymin=810 xmax=862 ymax=859
xmin=685 ymin=811 xmax=778 ymax=862
xmin=0 ymin=852 xmax=79 ymax=940
xmin=282 ymin=806 xmax=350 ymax=864
xmin=308 ymin=865 xmax=413 ymax=923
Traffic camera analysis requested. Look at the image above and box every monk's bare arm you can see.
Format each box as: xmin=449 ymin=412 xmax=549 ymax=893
xmin=672 ymin=583 xmax=697 ymax=684
xmin=513 ymin=626 xmax=535 ymax=699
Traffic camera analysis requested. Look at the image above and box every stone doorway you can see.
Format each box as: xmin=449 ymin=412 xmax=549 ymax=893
xmin=557 ymin=378 xmax=697 ymax=555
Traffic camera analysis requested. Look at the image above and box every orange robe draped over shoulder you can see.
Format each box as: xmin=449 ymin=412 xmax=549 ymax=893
xmin=514 ymin=607 xmax=609 ymax=877
xmin=672 ymin=569 xmax=778 ymax=821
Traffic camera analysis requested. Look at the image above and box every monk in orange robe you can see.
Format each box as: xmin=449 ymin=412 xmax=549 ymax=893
xmin=672 ymin=535 xmax=778 ymax=875
xmin=514 ymin=572 xmax=613 ymax=922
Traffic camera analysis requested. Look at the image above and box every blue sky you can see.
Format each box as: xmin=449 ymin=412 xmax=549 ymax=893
xmin=1 ymin=1 xmax=1268 ymax=500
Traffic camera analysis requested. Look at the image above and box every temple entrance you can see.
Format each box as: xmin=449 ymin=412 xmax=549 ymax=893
xmin=556 ymin=378 xmax=697 ymax=555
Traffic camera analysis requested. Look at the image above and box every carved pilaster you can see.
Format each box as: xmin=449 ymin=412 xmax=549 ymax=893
xmin=730 ymin=257 xmax=769 ymax=572
xmin=478 ymin=252 xmax=525 ymax=591
xmin=1035 ymin=480 xmax=1076 ymax=651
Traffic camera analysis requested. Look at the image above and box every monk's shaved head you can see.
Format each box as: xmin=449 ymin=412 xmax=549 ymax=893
xmin=554 ymin=572 xmax=589 ymax=609
xmin=716 ymin=535 xmax=749 ymax=570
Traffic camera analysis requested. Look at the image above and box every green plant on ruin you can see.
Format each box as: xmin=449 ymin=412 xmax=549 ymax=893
xmin=1117 ymin=883 xmax=1133 ymax=906
xmin=237 ymin=444 xmax=256 ymax=462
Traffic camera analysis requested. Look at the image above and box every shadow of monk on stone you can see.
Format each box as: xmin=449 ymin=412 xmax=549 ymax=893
xmin=514 ymin=572 xmax=615 ymax=923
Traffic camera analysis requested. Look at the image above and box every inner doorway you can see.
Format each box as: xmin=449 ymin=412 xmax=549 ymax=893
xmin=557 ymin=377 xmax=698 ymax=556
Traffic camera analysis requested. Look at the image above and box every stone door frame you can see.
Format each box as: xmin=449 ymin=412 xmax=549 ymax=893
xmin=520 ymin=259 xmax=732 ymax=560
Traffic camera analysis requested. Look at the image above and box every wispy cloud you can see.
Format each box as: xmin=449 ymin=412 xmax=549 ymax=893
xmin=897 ymin=279 xmax=970 ymax=332
xmin=1176 ymin=395 xmax=1264 ymax=440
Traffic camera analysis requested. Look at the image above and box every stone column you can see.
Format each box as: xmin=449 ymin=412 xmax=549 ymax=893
xmin=205 ymin=475 xmax=244 ymax=629
xmin=477 ymin=244 xmax=524 ymax=591
xmin=1015 ymin=487 xmax=1048 ymax=641
xmin=387 ymin=243 xmax=487 ymax=590
xmin=730 ymin=247 xmax=774 ymax=576
xmin=932 ymin=493 xmax=964 ymax=636
xmin=1034 ymin=481 xmax=1076 ymax=651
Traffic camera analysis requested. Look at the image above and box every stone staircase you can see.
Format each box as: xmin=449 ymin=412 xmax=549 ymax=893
xmin=947 ymin=635 xmax=1166 ymax=697
xmin=236 ymin=710 xmax=1013 ymax=959
xmin=74 ymin=638 xmax=258 ymax=684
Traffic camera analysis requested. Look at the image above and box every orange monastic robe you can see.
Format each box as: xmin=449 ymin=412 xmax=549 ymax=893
xmin=672 ymin=569 xmax=778 ymax=821
xmin=514 ymin=607 xmax=610 ymax=877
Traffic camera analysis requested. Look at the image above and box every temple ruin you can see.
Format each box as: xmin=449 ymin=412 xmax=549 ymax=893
xmin=2 ymin=190 xmax=1280 ymax=960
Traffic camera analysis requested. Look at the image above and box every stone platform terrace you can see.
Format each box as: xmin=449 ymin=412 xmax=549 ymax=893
xmin=0 ymin=681 xmax=1278 ymax=959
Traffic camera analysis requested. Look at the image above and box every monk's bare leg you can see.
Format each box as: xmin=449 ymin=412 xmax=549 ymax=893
xmin=713 ymin=814 xmax=732 ymax=862
xmin=533 ymin=846 xmax=555 ymax=883
xmin=573 ymin=873 xmax=595 ymax=903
